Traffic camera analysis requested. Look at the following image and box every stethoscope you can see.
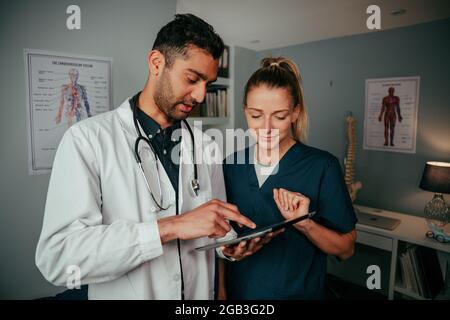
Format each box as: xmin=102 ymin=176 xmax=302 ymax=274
xmin=132 ymin=102 xmax=200 ymax=211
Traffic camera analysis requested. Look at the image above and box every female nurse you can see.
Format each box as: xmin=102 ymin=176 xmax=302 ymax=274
xmin=218 ymin=57 xmax=357 ymax=300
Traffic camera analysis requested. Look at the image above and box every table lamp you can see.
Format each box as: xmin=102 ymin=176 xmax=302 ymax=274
xmin=419 ymin=161 xmax=450 ymax=243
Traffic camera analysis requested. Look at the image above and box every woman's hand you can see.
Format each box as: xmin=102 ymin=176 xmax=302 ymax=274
xmin=273 ymin=188 xmax=310 ymax=226
xmin=221 ymin=229 xmax=284 ymax=261
xmin=273 ymin=188 xmax=355 ymax=259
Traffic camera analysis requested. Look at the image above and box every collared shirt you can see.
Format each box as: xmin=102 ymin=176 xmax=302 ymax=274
xmin=130 ymin=92 xmax=181 ymax=192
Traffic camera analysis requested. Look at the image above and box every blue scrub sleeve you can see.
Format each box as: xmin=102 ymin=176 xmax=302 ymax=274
xmin=315 ymin=156 xmax=357 ymax=234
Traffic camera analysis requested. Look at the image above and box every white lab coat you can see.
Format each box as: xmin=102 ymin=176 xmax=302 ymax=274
xmin=36 ymin=98 xmax=228 ymax=300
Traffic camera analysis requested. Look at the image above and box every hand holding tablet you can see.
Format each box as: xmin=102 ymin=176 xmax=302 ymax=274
xmin=195 ymin=211 xmax=316 ymax=251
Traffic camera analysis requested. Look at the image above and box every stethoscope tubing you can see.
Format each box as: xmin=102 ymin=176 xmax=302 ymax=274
xmin=132 ymin=102 xmax=200 ymax=211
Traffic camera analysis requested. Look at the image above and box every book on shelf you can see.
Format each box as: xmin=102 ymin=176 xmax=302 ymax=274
xmin=419 ymin=246 xmax=445 ymax=298
xmin=399 ymin=251 xmax=413 ymax=291
xmin=218 ymin=45 xmax=229 ymax=78
xmin=397 ymin=244 xmax=444 ymax=299
xmin=192 ymin=87 xmax=228 ymax=118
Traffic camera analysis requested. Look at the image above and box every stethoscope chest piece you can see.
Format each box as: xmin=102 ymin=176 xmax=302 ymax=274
xmin=191 ymin=179 xmax=200 ymax=196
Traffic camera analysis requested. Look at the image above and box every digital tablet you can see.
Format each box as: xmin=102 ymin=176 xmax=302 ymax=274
xmin=195 ymin=211 xmax=316 ymax=251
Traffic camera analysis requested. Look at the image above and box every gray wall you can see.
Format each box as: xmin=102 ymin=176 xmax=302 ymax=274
xmin=234 ymin=46 xmax=258 ymax=131
xmin=257 ymin=18 xmax=450 ymax=217
xmin=0 ymin=0 xmax=176 ymax=299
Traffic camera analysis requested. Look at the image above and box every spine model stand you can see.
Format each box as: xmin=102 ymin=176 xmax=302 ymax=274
xmin=344 ymin=112 xmax=362 ymax=202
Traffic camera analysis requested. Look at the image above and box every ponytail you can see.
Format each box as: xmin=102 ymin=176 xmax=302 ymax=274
xmin=244 ymin=56 xmax=308 ymax=142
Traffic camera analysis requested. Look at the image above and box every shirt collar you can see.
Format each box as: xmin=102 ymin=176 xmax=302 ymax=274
xmin=130 ymin=91 xmax=181 ymax=139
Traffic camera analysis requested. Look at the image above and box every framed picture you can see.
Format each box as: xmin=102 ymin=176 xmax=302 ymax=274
xmin=363 ymin=76 xmax=420 ymax=154
xmin=24 ymin=49 xmax=113 ymax=174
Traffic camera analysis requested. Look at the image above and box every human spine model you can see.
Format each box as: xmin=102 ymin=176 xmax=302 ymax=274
xmin=344 ymin=113 xmax=362 ymax=202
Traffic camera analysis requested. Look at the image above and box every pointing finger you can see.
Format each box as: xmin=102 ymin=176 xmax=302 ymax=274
xmin=217 ymin=208 xmax=256 ymax=229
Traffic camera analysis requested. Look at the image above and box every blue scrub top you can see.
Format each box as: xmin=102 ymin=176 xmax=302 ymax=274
xmin=223 ymin=142 xmax=357 ymax=299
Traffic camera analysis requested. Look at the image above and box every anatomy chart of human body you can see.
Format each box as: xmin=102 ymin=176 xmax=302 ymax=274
xmin=25 ymin=49 xmax=112 ymax=174
xmin=363 ymin=76 xmax=420 ymax=154
xmin=55 ymin=68 xmax=92 ymax=127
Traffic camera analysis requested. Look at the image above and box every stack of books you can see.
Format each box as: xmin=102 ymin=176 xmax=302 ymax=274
xmin=398 ymin=244 xmax=444 ymax=299
xmin=196 ymin=88 xmax=227 ymax=118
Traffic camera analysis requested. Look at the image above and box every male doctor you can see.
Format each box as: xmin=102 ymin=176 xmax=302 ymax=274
xmin=36 ymin=14 xmax=256 ymax=300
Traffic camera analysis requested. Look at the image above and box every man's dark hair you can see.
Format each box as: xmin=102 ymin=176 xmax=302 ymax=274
xmin=152 ymin=14 xmax=225 ymax=67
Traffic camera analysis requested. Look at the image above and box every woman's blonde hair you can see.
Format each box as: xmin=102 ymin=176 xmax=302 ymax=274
xmin=243 ymin=56 xmax=308 ymax=143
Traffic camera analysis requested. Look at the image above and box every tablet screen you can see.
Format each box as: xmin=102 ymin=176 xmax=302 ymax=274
xmin=195 ymin=211 xmax=316 ymax=251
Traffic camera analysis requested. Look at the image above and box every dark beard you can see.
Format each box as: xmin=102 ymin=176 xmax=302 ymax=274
xmin=154 ymin=70 xmax=196 ymax=121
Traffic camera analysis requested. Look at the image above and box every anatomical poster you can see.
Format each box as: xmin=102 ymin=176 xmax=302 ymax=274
xmin=363 ymin=76 xmax=420 ymax=154
xmin=24 ymin=49 xmax=113 ymax=174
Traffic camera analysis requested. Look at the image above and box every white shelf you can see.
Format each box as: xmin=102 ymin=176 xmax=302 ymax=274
xmin=352 ymin=204 xmax=450 ymax=300
xmin=214 ymin=77 xmax=230 ymax=86
xmin=188 ymin=46 xmax=234 ymax=129
xmin=354 ymin=204 xmax=450 ymax=254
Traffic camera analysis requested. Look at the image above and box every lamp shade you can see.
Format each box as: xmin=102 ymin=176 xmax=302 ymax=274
xmin=419 ymin=162 xmax=450 ymax=194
